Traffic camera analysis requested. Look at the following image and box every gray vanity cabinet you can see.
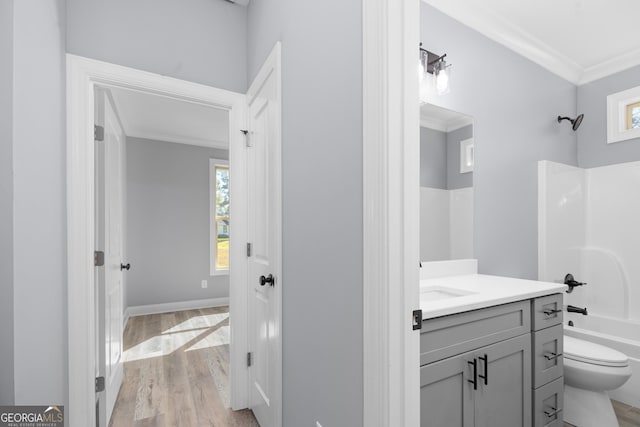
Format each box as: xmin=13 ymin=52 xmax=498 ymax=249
xmin=531 ymin=294 xmax=564 ymax=427
xmin=420 ymin=301 xmax=532 ymax=427
xmin=420 ymin=294 xmax=564 ymax=427
xmin=420 ymin=334 xmax=531 ymax=427
xmin=420 ymin=351 xmax=474 ymax=427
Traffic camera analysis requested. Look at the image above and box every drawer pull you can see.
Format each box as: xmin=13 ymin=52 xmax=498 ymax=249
xmin=543 ymin=308 xmax=562 ymax=316
xmin=543 ymin=352 xmax=563 ymax=361
xmin=544 ymin=406 xmax=562 ymax=418
xmin=478 ymin=354 xmax=488 ymax=385
xmin=468 ymin=359 xmax=478 ymax=390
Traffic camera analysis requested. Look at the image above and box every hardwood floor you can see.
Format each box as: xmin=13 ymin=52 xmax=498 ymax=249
xmin=612 ymin=400 xmax=640 ymax=427
xmin=109 ymin=307 xmax=259 ymax=427
xmin=563 ymin=400 xmax=640 ymax=427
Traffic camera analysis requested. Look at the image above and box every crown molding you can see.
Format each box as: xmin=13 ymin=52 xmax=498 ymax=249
xmin=580 ymin=47 xmax=640 ymax=85
xmin=420 ymin=0 xmax=640 ymax=86
xmin=420 ymin=115 xmax=472 ymax=132
xmin=128 ymin=131 xmax=228 ymax=150
xmin=423 ymin=0 xmax=583 ymax=84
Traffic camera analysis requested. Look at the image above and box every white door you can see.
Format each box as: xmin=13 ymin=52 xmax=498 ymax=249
xmin=95 ymin=88 xmax=125 ymax=426
xmin=246 ymin=44 xmax=282 ymax=427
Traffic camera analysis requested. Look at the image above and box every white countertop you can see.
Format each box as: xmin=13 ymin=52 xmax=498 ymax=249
xmin=420 ymin=274 xmax=566 ymax=320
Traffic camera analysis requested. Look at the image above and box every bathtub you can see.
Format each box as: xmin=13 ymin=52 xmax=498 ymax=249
xmin=564 ymin=312 xmax=640 ymax=407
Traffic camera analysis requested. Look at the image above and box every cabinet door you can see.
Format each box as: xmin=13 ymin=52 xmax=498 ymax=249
xmin=420 ymin=353 xmax=474 ymax=427
xmin=474 ymin=334 xmax=532 ymax=427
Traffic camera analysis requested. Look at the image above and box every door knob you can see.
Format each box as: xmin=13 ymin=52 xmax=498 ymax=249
xmin=120 ymin=263 xmax=131 ymax=271
xmin=259 ymin=274 xmax=274 ymax=287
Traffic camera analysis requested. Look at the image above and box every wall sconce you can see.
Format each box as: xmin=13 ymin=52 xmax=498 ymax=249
xmin=419 ymin=43 xmax=451 ymax=95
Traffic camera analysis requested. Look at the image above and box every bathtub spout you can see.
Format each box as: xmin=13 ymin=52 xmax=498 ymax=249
xmin=567 ymin=305 xmax=588 ymax=315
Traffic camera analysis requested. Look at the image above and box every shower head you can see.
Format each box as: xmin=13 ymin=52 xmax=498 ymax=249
xmin=557 ymin=114 xmax=584 ymax=131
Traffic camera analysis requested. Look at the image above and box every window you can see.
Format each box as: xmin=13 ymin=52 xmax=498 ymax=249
xmin=626 ymin=101 xmax=640 ymax=130
xmin=210 ymin=159 xmax=229 ymax=275
xmin=607 ymin=85 xmax=640 ymax=144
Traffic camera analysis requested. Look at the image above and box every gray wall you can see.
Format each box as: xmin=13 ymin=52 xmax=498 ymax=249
xmin=447 ymin=124 xmax=473 ymax=189
xmin=422 ymin=4 xmax=577 ymax=279
xmin=577 ymin=64 xmax=640 ymax=168
xmin=421 ymin=124 xmax=473 ymax=190
xmin=0 ymin=0 xmax=14 ymax=406
xmin=420 ymin=127 xmax=447 ymax=189
xmin=247 ymin=1 xmax=363 ymax=426
xmin=66 ymin=0 xmax=248 ymax=93
xmin=126 ymin=138 xmax=229 ymax=306
xmin=12 ymin=0 xmax=67 ymax=405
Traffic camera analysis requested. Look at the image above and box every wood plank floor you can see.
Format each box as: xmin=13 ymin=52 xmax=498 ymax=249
xmin=109 ymin=306 xmax=259 ymax=427
xmin=563 ymin=400 xmax=640 ymax=427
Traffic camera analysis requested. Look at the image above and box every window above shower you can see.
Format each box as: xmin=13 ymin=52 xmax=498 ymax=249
xmin=607 ymin=85 xmax=640 ymax=144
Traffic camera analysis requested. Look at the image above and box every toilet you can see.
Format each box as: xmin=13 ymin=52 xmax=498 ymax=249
xmin=563 ymin=335 xmax=632 ymax=427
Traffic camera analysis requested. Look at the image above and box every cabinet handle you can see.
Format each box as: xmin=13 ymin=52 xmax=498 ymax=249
xmin=467 ymin=359 xmax=478 ymax=390
xmin=543 ymin=308 xmax=562 ymax=316
xmin=544 ymin=406 xmax=562 ymax=418
xmin=543 ymin=352 xmax=563 ymax=361
xmin=478 ymin=354 xmax=488 ymax=385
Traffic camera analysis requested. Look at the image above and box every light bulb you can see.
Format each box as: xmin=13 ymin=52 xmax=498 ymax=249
xmin=435 ymin=61 xmax=450 ymax=95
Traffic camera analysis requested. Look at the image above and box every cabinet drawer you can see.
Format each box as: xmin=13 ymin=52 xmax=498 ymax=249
xmin=533 ymin=377 xmax=564 ymax=427
xmin=533 ymin=324 xmax=564 ymax=388
xmin=532 ymin=294 xmax=563 ymax=331
xmin=421 ymin=301 xmax=530 ymax=365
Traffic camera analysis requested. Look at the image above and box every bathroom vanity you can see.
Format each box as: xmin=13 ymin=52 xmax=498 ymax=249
xmin=420 ymin=273 xmax=566 ymax=427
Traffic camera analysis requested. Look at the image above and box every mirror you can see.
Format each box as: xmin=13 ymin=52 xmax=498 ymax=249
xmin=420 ymin=103 xmax=474 ymax=262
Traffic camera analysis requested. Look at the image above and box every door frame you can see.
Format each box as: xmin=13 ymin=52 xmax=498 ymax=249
xmin=66 ymin=54 xmax=249 ymax=426
xmin=362 ymin=0 xmax=420 ymax=426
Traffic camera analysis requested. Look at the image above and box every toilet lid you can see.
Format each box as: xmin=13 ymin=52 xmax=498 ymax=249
xmin=564 ymin=336 xmax=629 ymax=367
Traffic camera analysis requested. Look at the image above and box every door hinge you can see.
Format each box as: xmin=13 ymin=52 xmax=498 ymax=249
xmin=94 ymin=251 xmax=105 ymax=267
xmin=94 ymin=125 xmax=104 ymax=142
xmin=247 ymin=352 xmax=252 ymax=367
xmin=95 ymin=376 xmax=105 ymax=393
xmin=246 ymin=242 xmax=252 ymax=257
xmin=240 ymin=129 xmax=251 ymax=147
xmin=412 ymin=309 xmax=423 ymax=330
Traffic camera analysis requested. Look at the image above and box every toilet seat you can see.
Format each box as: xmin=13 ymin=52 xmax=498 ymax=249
xmin=564 ymin=335 xmax=629 ymax=367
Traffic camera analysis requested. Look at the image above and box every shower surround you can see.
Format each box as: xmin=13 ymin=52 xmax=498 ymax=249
xmin=538 ymin=160 xmax=640 ymax=406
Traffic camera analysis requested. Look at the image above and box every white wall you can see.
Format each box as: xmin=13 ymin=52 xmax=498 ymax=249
xmin=585 ymin=162 xmax=640 ymax=320
xmin=126 ymin=138 xmax=230 ymax=307
xmin=449 ymin=187 xmax=474 ymax=259
xmin=420 ymin=187 xmax=473 ymax=261
xmin=539 ymin=160 xmax=640 ymax=321
xmin=420 ymin=187 xmax=450 ymax=260
xmin=538 ymin=160 xmax=585 ymax=283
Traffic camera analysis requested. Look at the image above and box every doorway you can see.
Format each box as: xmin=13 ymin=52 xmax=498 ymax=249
xmin=67 ymin=54 xmax=254 ymax=426
xmin=93 ymin=84 xmax=246 ymax=426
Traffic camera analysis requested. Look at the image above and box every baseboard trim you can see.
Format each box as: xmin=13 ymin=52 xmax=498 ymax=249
xmin=124 ymin=297 xmax=230 ymax=325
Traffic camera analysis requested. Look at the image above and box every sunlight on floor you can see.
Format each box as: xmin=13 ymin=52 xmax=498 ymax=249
xmin=124 ymin=312 xmax=230 ymax=362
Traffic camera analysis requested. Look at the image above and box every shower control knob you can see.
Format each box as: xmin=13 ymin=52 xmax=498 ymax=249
xmin=564 ymin=273 xmax=586 ymax=293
